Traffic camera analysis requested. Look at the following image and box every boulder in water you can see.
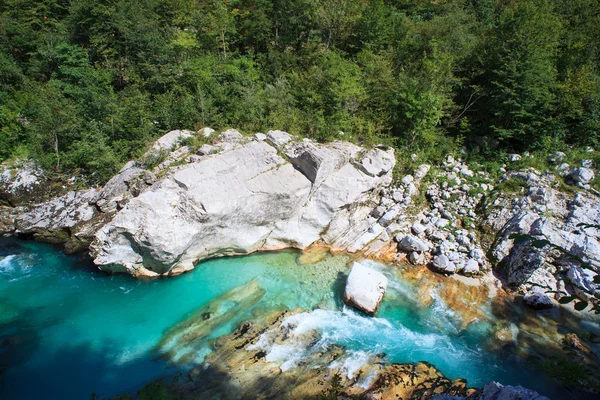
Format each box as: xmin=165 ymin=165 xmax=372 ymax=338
xmin=343 ymin=262 xmax=388 ymax=315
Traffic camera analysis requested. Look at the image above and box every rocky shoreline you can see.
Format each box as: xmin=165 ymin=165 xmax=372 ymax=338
xmin=2 ymin=128 xmax=600 ymax=398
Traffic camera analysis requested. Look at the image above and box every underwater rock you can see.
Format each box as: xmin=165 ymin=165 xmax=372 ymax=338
xmin=156 ymin=279 xmax=266 ymax=364
xmin=165 ymin=308 xmax=477 ymax=400
xmin=343 ymin=262 xmax=388 ymax=315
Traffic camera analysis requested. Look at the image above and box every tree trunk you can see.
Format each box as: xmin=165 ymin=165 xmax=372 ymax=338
xmin=53 ymin=128 xmax=60 ymax=171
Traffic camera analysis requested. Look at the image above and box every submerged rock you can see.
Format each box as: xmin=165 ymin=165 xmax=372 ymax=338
xmin=343 ymin=262 xmax=388 ymax=315
xmin=164 ymin=308 xmax=477 ymax=400
xmin=157 ymin=279 xmax=265 ymax=364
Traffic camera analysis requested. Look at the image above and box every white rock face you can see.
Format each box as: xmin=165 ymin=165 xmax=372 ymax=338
xmin=151 ymin=130 xmax=194 ymax=151
xmin=397 ymin=235 xmax=431 ymax=252
xmin=343 ymin=262 xmax=388 ymax=315
xmin=198 ymin=127 xmax=215 ymax=138
xmin=266 ymin=130 xmax=294 ymax=148
xmin=569 ymin=167 xmax=595 ymax=184
xmin=0 ymin=161 xmax=47 ymax=205
xmin=91 ymin=139 xmax=395 ymax=276
xmin=219 ymin=129 xmax=243 ymax=142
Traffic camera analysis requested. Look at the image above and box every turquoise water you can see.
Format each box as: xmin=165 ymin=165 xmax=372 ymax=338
xmin=0 ymin=238 xmax=567 ymax=399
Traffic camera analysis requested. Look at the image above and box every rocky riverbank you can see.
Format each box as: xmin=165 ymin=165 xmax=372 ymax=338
xmin=2 ymin=128 xmax=600 ymax=308
xmin=2 ymin=128 xmax=599 ymax=308
xmin=2 ymin=128 xmax=600 ymax=397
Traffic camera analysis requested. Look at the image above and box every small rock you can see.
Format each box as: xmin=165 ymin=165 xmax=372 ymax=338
xmin=254 ymin=133 xmax=267 ymax=141
xmin=411 ymin=222 xmax=426 ymax=236
xmin=569 ymin=167 xmax=595 ymax=184
xmin=379 ymin=206 xmax=400 ymax=227
xmin=196 ymin=144 xmax=215 ymax=156
xmin=470 ymin=248 xmax=485 ymax=262
xmin=547 ymin=152 xmax=566 ymax=164
xmin=436 ymin=218 xmax=450 ymax=228
xmin=370 ymin=205 xmax=386 ymax=219
xmin=523 ymin=291 xmax=553 ymax=310
xmin=266 ymin=130 xmax=293 ymax=148
xmin=409 ymin=251 xmax=426 ymax=265
xmin=219 ymin=129 xmax=243 ymax=142
xmin=582 ymin=159 xmax=594 ymax=168
xmin=415 ymin=164 xmax=431 ymax=180
xmin=402 ymin=175 xmax=414 ymax=185
xmin=462 ymin=259 xmax=479 ymax=276
xmin=198 ymin=127 xmax=215 ymax=138
xmin=358 ymin=148 xmax=395 ymax=177
xmin=459 ymin=168 xmax=474 ymax=177
xmin=556 ymin=163 xmax=570 ymax=177
xmin=508 ymin=154 xmax=521 ymax=162
xmin=392 ymin=190 xmax=404 ymax=203
xmin=431 ymin=255 xmax=456 ymax=274
xmin=398 ymin=235 xmax=432 ymax=252
xmin=343 ymin=262 xmax=388 ymax=315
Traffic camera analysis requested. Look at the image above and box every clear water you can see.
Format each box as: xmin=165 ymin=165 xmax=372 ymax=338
xmin=0 ymin=238 xmax=566 ymax=399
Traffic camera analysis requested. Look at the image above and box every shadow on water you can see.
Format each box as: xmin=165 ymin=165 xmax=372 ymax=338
xmin=332 ymin=271 xmax=348 ymax=309
xmin=0 ymin=334 xmax=180 ymax=400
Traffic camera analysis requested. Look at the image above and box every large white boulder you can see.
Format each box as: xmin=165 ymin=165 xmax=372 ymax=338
xmin=343 ymin=262 xmax=388 ymax=315
xmin=91 ymin=139 xmax=395 ymax=277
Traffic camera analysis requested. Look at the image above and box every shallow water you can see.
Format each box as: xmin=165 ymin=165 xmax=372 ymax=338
xmin=0 ymin=238 xmax=575 ymax=399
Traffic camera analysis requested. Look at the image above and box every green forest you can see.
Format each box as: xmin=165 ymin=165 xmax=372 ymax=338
xmin=1 ymin=0 xmax=599 ymax=183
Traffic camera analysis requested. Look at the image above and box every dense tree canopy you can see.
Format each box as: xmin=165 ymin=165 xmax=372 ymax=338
xmin=1 ymin=0 xmax=599 ymax=182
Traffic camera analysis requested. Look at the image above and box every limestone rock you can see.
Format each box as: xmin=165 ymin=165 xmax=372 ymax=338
xmin=96 ymin=164 xmax=155 ymax=213
xmin=219 ymin=129 xmax=243 ymax=142
xmin=198 ymin=127 xmax=214 ymax=138
xmin=15 ymin=189 xmax=102 ymax=253
xmin=0 ymin=161 xmax=47 ymax=206
xmin=547 ymin=152 xmax=566 ymax=164
xmin=151 ymin=129 xmax=194 ymax=152
xmin=343 ymin=262 xmax=388 ymax=315
xmin=398 ymin=235 xmax=431 ymax=252
xmin=569 ymin=167 xmax=595 ymax=184
xmin=523 ymin=290 xmax=553 ymax=310
xmin=357 ymin=148 xmax=395 ymax=177
xmin=431 ymin=255 xmax=456 ymax=274
xmin=462 ymin=259 xmax=480 ymax=276
xmin=92 ymin=139 xmax=394 ymax=276
xmin=266 ymin=130 xmax=293 ymax=148
xmin=254 ymin=132 xmax=267 ymax=141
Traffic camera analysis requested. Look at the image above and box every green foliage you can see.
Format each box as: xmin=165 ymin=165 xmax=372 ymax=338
xmin=0 ymin=0 xmax=599 ymax=183
xmin=537 ymin=356 xmax=600 ymax=391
